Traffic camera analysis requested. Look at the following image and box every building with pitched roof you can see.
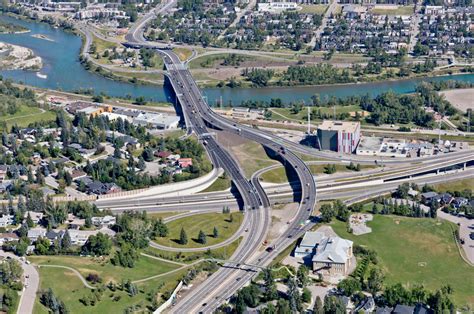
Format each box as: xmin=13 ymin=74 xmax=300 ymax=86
xmin=295 ymin=231 xmax=354 ymax=276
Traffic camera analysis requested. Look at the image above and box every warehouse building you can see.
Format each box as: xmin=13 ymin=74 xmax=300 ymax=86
xmin=133 ymin=112 xmax=180 ymax=129
xmin=316 ymin=121 xmax=360 ymax=154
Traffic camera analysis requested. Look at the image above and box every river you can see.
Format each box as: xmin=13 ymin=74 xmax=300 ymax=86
xmin=0 ymin=14 xmax=473 ymax=106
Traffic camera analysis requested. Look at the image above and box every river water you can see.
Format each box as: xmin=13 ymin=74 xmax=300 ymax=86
xmin=1 ymin=14 xmax=473 ymax=106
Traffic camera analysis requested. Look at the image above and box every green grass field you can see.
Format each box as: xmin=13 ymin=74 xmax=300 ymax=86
xmin=33 ymin=261 xmax=188 ymax=314
xmin=29 ymin=254 xmax=180 ymax=284
xmin=0 ymin=105 xmax=56 ymax=129
xmin=331 ymin=216 xmax=474 ymax=307
xmin=371 ymin=5 xmax=414 ymax=16
xmin=153 ymin=213 xmax=243 ymax=248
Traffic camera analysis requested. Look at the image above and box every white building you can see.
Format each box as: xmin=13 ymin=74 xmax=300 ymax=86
xmin=133 ymin=112 xmax=180 ymax=129
xmin=69 ymin=228 xmax=116 ymax=246
xmin=91 ymin=215 xmax=116 ymax=227
xmin=295 ymin=231 xmax=353 ymax=276
xmin=0 ymin=215 xmax=14 ymax=228
xmin=27 ymin=227 xmax=47 ymax=242
xmin=258 ymin=2 xmax=300 ymax=13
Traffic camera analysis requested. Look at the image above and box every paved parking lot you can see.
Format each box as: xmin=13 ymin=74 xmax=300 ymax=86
xmin=437 ymin=210 xmax=474 ymax=265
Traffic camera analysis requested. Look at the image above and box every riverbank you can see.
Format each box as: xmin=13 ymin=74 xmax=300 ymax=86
xmin=0 ymin=41 xmax=42 ymax=70
xmin=0 ymin=19 xmax=29 ymax=34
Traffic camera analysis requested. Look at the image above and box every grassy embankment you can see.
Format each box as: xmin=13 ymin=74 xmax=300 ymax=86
xmin=0 ymin=104 xmax=56 ymax=130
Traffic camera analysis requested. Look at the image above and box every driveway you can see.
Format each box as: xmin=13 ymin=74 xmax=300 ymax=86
xmin=437 ymin=209 xmax=474 ymax=265
xmin=0 ymin=251 xmax=39 ymax=314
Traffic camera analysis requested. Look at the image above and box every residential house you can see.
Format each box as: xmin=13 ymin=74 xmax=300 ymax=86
xmin=45 ymin=230 xmax=64 ymax=242
xmin=178 ymin=158 xmax=193 ymax=168
xmin=0 ymin=165 xmax=7 ymax=182
xmin=24 ymin=211 xmax=44 ymax=224
xmin=91 ymin=215 xmax=116 ymax=227
xmin=453 ymin=197 xmax=468 ymax=209
xmin=0 ymin=233 xmax=19 ymax=245
xmin=421 ymin=192 xmax=438 ymax=204
xmin=69 ymin=228 xmax=116 ymax=246
xmin=27 ymin=228 xmax=47 ymax=242
xmin=86 ymin=181 xmax=122 ymax=195
xmin=155 ymin=151 xmax=171 ymax=159
xmin=0 ymin=215 xmax=14 ymax=228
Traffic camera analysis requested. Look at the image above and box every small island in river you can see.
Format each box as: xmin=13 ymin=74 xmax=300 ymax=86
xmin=0 ymin=42 xmax=42 ymax=71
xmin=0 ymin=20 xmax=29 ymax=34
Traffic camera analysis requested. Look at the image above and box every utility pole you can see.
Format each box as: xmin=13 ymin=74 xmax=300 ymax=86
xmin=438 ymin=120 xmax=442 ymax=144
xmin=307 ymin=106 xmax=311 ymax=134
xmin=333 ymin=104 xmax=336 ymax=120
xmin=468 ymin=109 xmax=471 ymax=133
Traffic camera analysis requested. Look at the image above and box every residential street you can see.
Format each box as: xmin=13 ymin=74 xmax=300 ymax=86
xmin=437 ymin=210 xmax=474 ymax=265
xmin=0 ymin=251 xmax=39 ymax=314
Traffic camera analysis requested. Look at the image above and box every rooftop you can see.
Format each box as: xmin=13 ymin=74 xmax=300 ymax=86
xmin=319 ymin=120 xmax=360 ymax=133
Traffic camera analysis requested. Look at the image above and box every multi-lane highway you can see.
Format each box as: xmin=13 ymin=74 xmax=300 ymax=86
xmin=155 ymin=48 xmax=318 ymax=312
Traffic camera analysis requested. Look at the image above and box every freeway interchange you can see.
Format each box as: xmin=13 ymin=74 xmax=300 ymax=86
xmin=105 ymin=42 xmax=474 ymax=312
xmin=155 ymin=48 xmax=317 ymax=313
xmin=117 ymin=12 xmax=474 ymax=312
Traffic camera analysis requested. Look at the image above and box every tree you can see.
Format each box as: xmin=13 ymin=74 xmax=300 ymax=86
xmin=213 ymin=226 xmax=219 ymax=238
xmin=287 ymin=277 xmax=301 ymax=312
xmin=320 ymin=204 xmax=335 ymax=223
xmin=198 ymin=230 xmax=207 ymax=244
xmin=81 ymin=233 xmax=112 ymax=256
xmin=324 ymin=295 xmax=346 ymax=313
xmin=338 ymin=277 xmax=361 ymax=296
xmin=179 ymin=228 xmax=188 ymax=245
xmin=313 ymin=296 xmax=324 ymax=314
xmin=26 ymin=213 xmax=34 ymax=228
xmin=367 ymin=268 xmax=384 ymax=296
xmin=61 ymin=230 xmax=71 ymax=251
xmin=35 ymin=236 xmax=50 ymax=255
xmin=263 ymin=268 xmax=278 ymax=301
xmin=301 ymin=287 xmax=311 ymax=303
xmin=277 ymin=298 xmax=290 ymax=314
xmin=112 ymin=243 xmax=139 ymax=268
xmin=297 ymin=265 xmax=309 ymax=288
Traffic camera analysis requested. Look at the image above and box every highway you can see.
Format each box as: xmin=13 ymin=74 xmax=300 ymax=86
xmin=116 ymin=6 xmax=474 ymax=312
xmin=147 ymin=48 xmax=317 ymax=312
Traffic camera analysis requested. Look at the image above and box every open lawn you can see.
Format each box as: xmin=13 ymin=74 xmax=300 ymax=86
xmin=33 ymin=261 xmax=188 ymax=314
xmin=29 ymin=254 xmax=180 ymax=284
xmin=0 ymin=105 xmax=56 ymax=129
xmin=371 ymin=5 xmax=414 ymax=16
xmin=331 ymin=215 xmax=474 ymax=307
xmin=153 ymin=213 xmax=243 ymax=248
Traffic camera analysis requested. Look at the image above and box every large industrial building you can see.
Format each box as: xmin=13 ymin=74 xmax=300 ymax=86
xmin=316 ymin=121 xmax=361 ymax=154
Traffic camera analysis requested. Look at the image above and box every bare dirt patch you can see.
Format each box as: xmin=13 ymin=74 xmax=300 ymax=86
xmin=440 ymin=88 xmax=474 ymax=112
